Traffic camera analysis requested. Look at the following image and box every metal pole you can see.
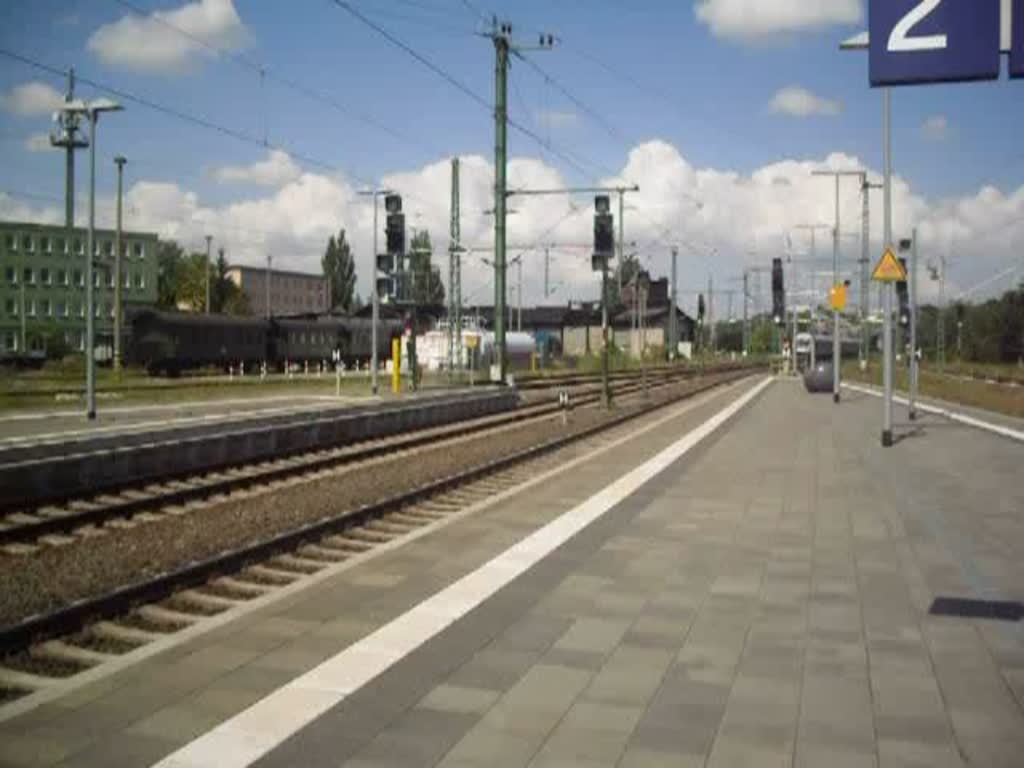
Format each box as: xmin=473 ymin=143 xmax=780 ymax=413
xmin=449 ymin=157 xmax=460 ymax=379
xmin=517 ymin=257 xmax=522 ymax=332
xmin=669 ymin=247 xmax=678 ymax=359
xmin=266 ymin=253 xmax=272 ymax=319
xmin=114 ymin=156 xmax=126 ymax=376
xmin=937 ymin=254 xmax=946 ymax=372
xmin=909 ymin=227 xmax=919 ymax=420
xmin=204 ymin=235 xmax=212 ymax=315
xmin=493 ymin=28 xmax=509 ymax=384
xmin=861 ymin=174 xmax=870 ymax=364
xmin=617 ymin=190 xmax=625 ymax=299
xmin=882 ymin=87 xmax=894 ymax=447
xmin=86 ymin=110 xmax=97 ymax=420
xmin=833 ymin=174 xmax=841 ymax=403
xmin=602 ymin=261 xmax=611 ymax=408
xmin=742 ymin=269 xmax=749 ymax=356
xmin=371 ymin=193 xmax=380 ymax=394
xmin=544 ymin=246 xmax=550 ymax=298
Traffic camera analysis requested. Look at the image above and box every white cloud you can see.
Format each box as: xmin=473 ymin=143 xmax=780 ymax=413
xmin=87 ymin=0 xmax=250 ymax=74
xmin=24 ymin=133 xmax=56 ymax=152
xmin=921 ymin=115 xmax=950 ymax=142
xmin=5 ymin=140 xmax=1021 ymax=310
xmin=769 ymin=86 xmax=842 ymax=117
xmin=211 ymin=150 xmax=302 ymax=187
xmin=0 ymin=82 xmax=65 ymax=117
xmin=695 ymin=0 xmax=862 ymax=42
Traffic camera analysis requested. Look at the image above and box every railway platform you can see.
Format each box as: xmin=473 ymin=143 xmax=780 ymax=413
xmin=1 ymin=376 xmax=1022 ymax=767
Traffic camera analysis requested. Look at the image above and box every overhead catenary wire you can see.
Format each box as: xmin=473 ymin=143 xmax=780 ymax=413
xmin=109 ymin=0 xmax=421 ymax=148
xmin=325 ymin=0 xmax=618 ymax=184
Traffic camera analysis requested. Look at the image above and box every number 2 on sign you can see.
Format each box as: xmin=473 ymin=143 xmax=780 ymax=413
xmin=889 ymin=0 xmax=948 ymax=52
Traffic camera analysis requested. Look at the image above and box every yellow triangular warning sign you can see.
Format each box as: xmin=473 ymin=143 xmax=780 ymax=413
xmin=872 ymin=248 xmax=907 ymax=283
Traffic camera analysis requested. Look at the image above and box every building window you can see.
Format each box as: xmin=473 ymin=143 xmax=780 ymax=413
xmin=93 ymin=272 xmax=101 ymax=288
xmin=27 ymin=299 xmax=36 ymax=317
xmin=41 ymin=299 xmax=51 ymax=317
xmin=76 ymin=330 xmax=84 ymax=351
xmin=23 ymin=268 xmax=34 ymax=285
xmin=5 ymin=298 xmax=17 ymax=317
xmin=102 ymin=240 xmax=113 ymax=257
xmin=4 ymin=234 xmax=15 ymax=252
xmin=57 ymin=301 xmax=67 ymax=318
xmin=94 ymin=303 xmax=101 ymax=318
xmin=106 ymin=271 xmax=115 ymax=288
xmin=74 ymin=270 xmax=84 ymax=287
xmin=41 ymin=236 xmax=51 ymax=253
xmin=106 ymin=303 xmax=113 ymax=319
xmin=22 ymin=235 xmax=33 ymax=252
xmin=3 ymin=331 xmax=16 ymax=352
xmin=41 ymin=267 xmax=51 ymax=286
xmin=78 ymin=302 xmax=85 ymax=318
xmin=4 ymin=266 xmax=15 ymax=285
xmin=121 ymin=270 xmax=129 ymax=289
xmin=56 ymin=237 xmax=67 ymax=255
xmin=135 ymin=273 xmax=145 ymax=289
xmin=59 ymin=269 xmax=68 ymax=286
xmin=133 ymin=242 xmax=144 ymax=259
xmin=74 ymin=238 xmax=84 ymax=255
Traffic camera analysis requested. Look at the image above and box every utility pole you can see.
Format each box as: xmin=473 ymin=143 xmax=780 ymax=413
xmin=114 ymin=155 xmax=126 ymax=376
xmin=360 ymin=187 xmax=394 ymax=395
xmin=489 ymin=21 xmax=553 ymax=383
xmin=669 ymin=247 xmax=678 ymax=360
xmin=449 ymin=157 xmax=461 ymax=378
xmin=50 ymin=67 xmax=88 ymax=229
xmin=516 ymin=256 xmax=523 ymax=332
xmin=204 ymin=235 xmax=212 ymax=315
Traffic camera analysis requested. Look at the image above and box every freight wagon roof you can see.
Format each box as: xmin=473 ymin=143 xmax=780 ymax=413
xmin=129 ymin=308 xmax=268 ymax=328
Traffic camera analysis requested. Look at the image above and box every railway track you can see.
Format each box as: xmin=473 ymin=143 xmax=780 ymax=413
xmin=0 ymin=368 xmax=702 ymax=552
xmin=0 ymin=366 xmax=757 ymax=708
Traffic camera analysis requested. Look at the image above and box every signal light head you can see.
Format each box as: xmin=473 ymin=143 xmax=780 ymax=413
xmin=594 ymin=195 xmax=610 ymax=214
xmin=384 ymin=194 xmax=402 ymax=214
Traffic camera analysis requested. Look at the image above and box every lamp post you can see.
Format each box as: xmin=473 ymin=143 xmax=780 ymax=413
xmin=113 ymin=155 xmax=126 ymax=377
xmin=359 ymin=188 xmax=394 ymax=395
xmin=60 ymin=98 xmax=123 ymax=420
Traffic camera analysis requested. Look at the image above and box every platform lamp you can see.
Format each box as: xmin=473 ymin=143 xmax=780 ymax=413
xmin=58 ymin=97 xmax=124 ymax=420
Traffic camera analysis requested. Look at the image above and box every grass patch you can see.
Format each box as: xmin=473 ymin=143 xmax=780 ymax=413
xmin=844 ymin=361 xmax=1024 ymax=419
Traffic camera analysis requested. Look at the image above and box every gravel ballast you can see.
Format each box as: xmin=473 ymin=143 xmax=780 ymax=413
xmin=0 ymin=373 xmax=748 ymax=628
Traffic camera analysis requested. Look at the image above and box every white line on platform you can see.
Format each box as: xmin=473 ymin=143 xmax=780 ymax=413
xmin=843 ymin=383 xmax=1024 ymax=443
xmin=0 ymin=395 xmax=341 ymax=423
xmin=152 ymin=376 xmax=773 ymax=768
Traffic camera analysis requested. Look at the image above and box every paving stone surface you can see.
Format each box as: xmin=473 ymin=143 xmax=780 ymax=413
xmin=2 ymin=377 xmax=1022 ymax=768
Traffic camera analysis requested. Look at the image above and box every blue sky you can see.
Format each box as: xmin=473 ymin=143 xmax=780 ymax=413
xmin=1 ymin=0 xmax=1022 ymax=306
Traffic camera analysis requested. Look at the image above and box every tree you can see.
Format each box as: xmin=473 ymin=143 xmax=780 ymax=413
xmin=156 ymin=239 xmax=186 ymax=308
xmin=609 ymin=255 xmax=641 ymax=308
xmin=211 ymin=249 xmax=250 ymax=315
xmin=407 ymin=230 xmax=445 ymax=306
xmin=322 ymin=229 xmax=357 ymax=312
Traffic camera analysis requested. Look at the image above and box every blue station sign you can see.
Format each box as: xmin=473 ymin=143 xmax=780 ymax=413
xmin=870 ymin=0 xmax=1003 ymax=85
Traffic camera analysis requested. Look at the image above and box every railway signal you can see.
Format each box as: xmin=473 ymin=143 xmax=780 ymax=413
xmin=896 ymin=257 xmax=911 ymax=328
xmin=771 ymin=257 xmax=785 ymax=325
xmin=379 ymin=194 xmax=405 ymax=304
xmin=592 ymin=195 xmax=614 ymax=272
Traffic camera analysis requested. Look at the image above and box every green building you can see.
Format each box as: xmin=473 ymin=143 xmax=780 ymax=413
xmin=0 ymin=220 xmax=159 ymax=361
